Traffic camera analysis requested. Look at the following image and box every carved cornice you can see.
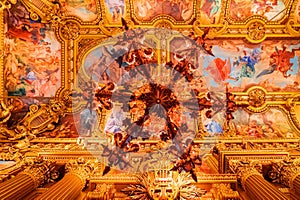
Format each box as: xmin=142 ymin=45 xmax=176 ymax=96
xmin=220 ymin=150 xmax=289 ymax=173
xmin=213 ymin=139 xmax=300 ymax=157
xmin=86 ymin=183 xmax=116 ymax=199
xmin=210 ymin=183 xmax=241 ymax=200
xmin=89 ymin=173 xmax=237 ymax=184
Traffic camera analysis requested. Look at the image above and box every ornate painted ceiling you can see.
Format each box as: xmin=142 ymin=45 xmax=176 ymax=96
xmin=1 ymin=0 xmax=300 ymax=199
xmin=1 ymin=0 xmax=299 ymax=140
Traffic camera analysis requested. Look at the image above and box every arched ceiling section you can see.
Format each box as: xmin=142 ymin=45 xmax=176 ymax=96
xmin=1 ymin=0 xmax=300 ymax=142
xmin=11 ymin=0 xmax=299 ymax=43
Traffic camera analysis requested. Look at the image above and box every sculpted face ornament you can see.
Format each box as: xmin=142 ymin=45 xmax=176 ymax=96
xmin=122 ymin=169 xmax=200 ymax=200
xmin=148 ymin=170 xmax=179 ymax=200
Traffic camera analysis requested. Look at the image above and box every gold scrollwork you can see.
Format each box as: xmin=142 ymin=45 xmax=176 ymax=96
xmin=246 ymin=20 xmax=266 ymax=43
xmin=248 ymin=88 xmax=266 ymax=108
xmin=0 ymin=0 xmax=16 ymax=11
xmin=60 ymin=20 xmax=81 ymax=40
xmin=286 ymin=19 xmax=300 ymax=36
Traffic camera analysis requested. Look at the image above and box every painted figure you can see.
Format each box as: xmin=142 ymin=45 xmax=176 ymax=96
xmin=203 ymin=110 xmax=223 ymax=135
xmin=134 ymin=0 xmax=193 ymax=21
xmin=235 ymin=49 xmax=261 ymax=80
xmin=256 ymin=46 xmax=296 ymax=78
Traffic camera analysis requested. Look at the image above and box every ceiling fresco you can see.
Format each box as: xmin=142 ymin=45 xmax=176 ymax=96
xmin=1 ymin=1 xmax=300 ymax=193
xmin=0 ymin=0 xmax=300 ymax=141
xmin=1 ymin=1 xmax=300 ymax=199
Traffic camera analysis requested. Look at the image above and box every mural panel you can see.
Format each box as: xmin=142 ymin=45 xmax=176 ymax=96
xmin=228 ymin=0 xmax=286 ymax=21
xmin=104 ymin=0 xmax=126 ymax=23
xmin=233 ymin=108 xmax=294 ymax=138
xmin=4 ymin=2 xmax=61 ymax=97
xmin=200 ymin=0 xmax=222 ymax=24
xmin=132 ymin=0 xmax=194 ymax=21
xmin=201 ymin=40 xmax=300 ymax=92
xmin=59 ymin=0 xmax=98 ymax=21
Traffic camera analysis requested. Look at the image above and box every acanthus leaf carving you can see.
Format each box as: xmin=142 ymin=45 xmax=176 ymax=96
xmin=268 ymin=158 xmax=300 ymax=188
xmin=20 ymin=156 xmax=58 ymax=188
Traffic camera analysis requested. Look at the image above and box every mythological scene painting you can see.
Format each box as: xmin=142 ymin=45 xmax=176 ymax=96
xmin=200 ymin=0 xmax=222 ymax=24
xmin=104 ymin=0 xmax=126 ymax=23
xmin=78 ymin=108 xmax=98 ymax=137
xmin=201 ymin=108 xmax=225 ymax=136
xmin=58 ymin=0 xmax=98 ymax=21
xmin=82 ymin=44 xmax=126 ymax=83
xmin=133 ymin=0 xmax=194 ymax=21
xmin=232 ymin=109 xmax=294 ymax=138
xmin=4 ymin=2 xmax=61 ymax=98
xmin=80 ymin=35 xmax=202 ymax=141
xmin=2 ymin=0 xmax=300 ymax=199
xmin=201 ymin=40 xmax=300 ymax=92
xmin=229 ymin=0 xmax=287 ymax=21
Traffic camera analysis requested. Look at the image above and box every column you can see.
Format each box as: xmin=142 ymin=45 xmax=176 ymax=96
xmin=0 ymin=158 xmax=56 ymax=199
xmin=36 ymin=158 xmax=98 ymax=200
xmin=36 ymin=172 xmax=85 ymax=200
xmin=230 ymin=160 xmax=288 ymax=200
xmin=292 ymin=174 xmax=300 ymax=195
xmin=0 ymin=173 xmax=36 ymax=199
xmin=240 ymin=168 xmax=288 ymax=200
xmin=269 ymin=159 xmax=300 ymax=197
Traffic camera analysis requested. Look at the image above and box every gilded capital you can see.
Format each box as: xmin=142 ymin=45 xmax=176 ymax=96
xmin=19 ymin=157 xmax=57 ymax=188
xmin=269 ymin=159 xmax=300 ymax=188
xmin=65 ymin=158 xmax=103 ymax=188
xmin=229 ymin=160 xmax=262 ymax=189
